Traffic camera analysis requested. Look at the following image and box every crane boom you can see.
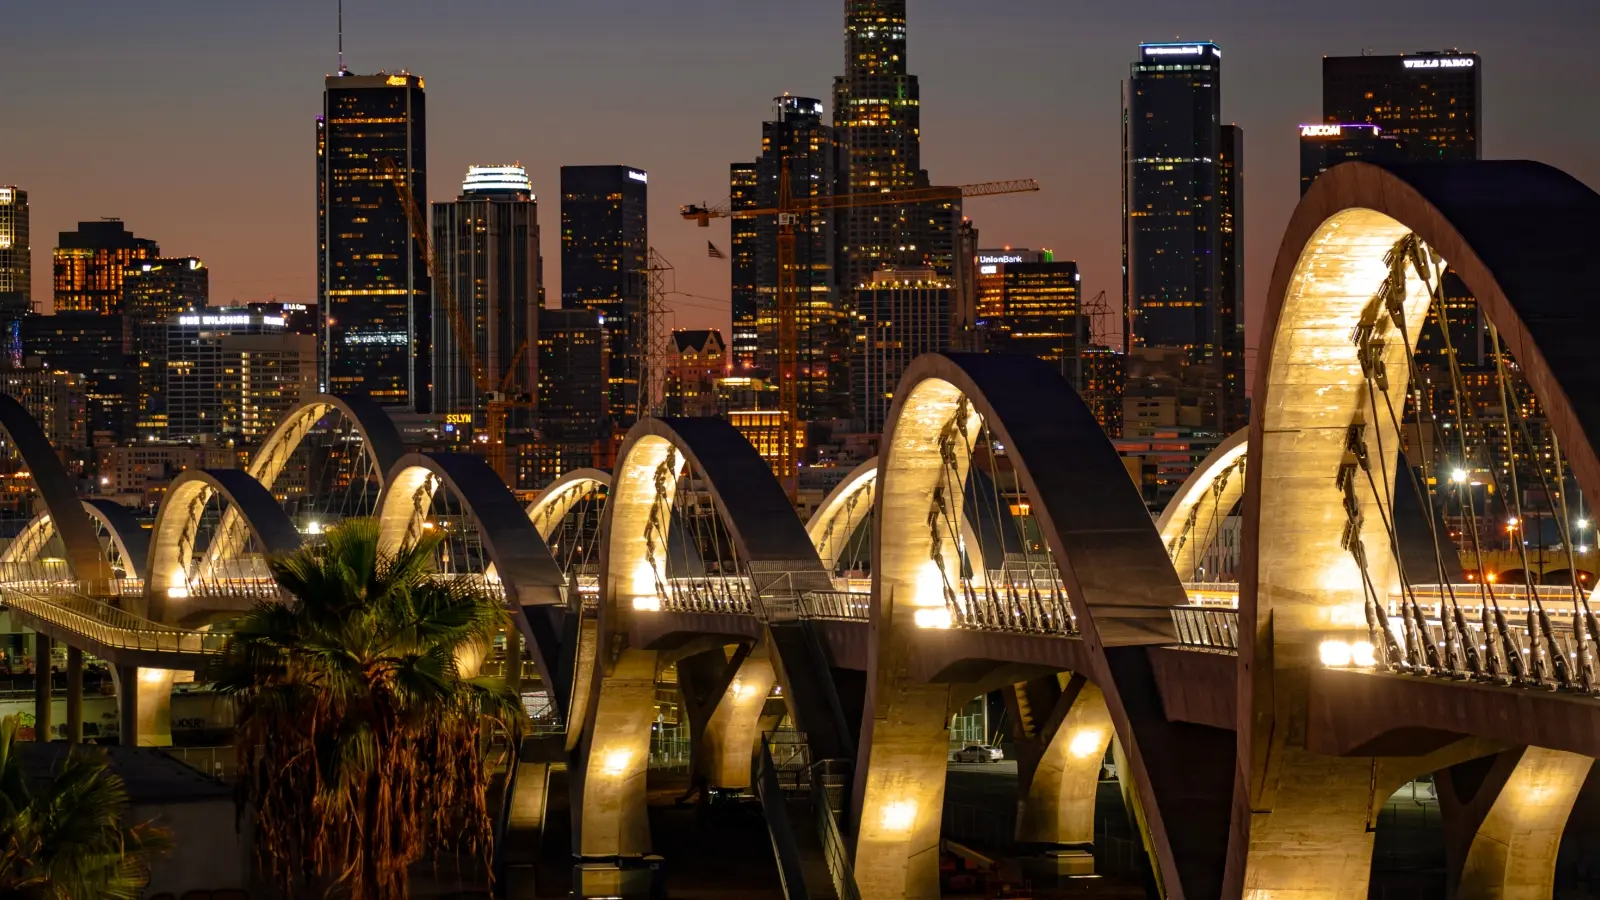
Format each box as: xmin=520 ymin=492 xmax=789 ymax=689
xmin=682 ymin=179 xmax=1039 ymax=226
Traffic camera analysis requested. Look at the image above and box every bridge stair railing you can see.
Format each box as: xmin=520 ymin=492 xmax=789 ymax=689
xmin=0 ymin=584 xmax=227 ymax=657
xmin=754 ymin=731 xmax=858 ymax=900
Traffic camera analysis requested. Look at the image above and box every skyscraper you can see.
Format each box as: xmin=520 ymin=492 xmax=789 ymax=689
xmin=833 ymin=1 xmax=959 ymax=289
xmin=0 ymin=188 xmax=30 ymax=369
xmin=729 ymin=162 xmax=760 ymax=369
xmin=0 ymin=187 xmax=28 ymax=307
xmin=53 ymin=220 xmax=158 ymax=314
xmin=1298 ymin=123 xmax=1407 ymax=195
xmin=560 ymin=165 xmax=647 ymax=428
xmin=975 ymin=250 xmax=1082 ymax=372
xmin=124 ymin=257 xmax=209 ymax=438
xmin=535 ymin=307 xmax=611 ymax=484
xmin=853 ymin=267 xmax=950 ymax=433
xmin=1123 ymin=42 xmax=1242 ymax=433
xmin=165 ymin=309 xmax=317 ymax=443
xmin=318 ymin=70 xmax=430 ymax=412
xmin=733 ymin=96 xmax=847 ymax=421
xmin=1323 ymin=51 xmax=1481 ymax=161
xmin=431 ymin=166 xmax=541 ymax=424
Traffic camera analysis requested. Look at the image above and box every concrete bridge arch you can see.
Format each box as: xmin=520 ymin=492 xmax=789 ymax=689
xmin=856 ymin=352 xmax=1234 ymax=900
xmin=1235 ymin=160 xmax=1600 ymax=900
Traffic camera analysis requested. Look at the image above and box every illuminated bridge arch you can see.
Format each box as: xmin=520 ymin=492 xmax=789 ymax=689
xmin=0 ymin=499 xmax=152 ymax=584
xmin=577 ymin=418 xmax=831 ymax=858
xmin=375 ymin=453 xmax=570 ymax=707
xmin=527 ymin=468 xmax=611 ymax=540
xmin=1234 ymin=161 xmax=1600 ymax=899
xmin=246 ymin=393 xmax=406 ymax=496
xmin=527 ymin=468 xmax=610 ymax=583
xmin=856 ymin=352 xmax=1232 ymax=900
xmin=808 ymin=458 xmax=877 ymax=582
xmin=145 ymin=468 xmax=303 ymax=624
xmin=1155 ymin=428 xmax=1248 ymax=583
xmin=0 ymin=395 xmax=113 ymax=586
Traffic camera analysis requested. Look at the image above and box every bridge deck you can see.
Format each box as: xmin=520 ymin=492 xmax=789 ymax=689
xmin=0 ymin=587 xmax=222 ymax=671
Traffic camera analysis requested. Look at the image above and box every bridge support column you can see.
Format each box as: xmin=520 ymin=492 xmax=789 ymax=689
xmin=32 ymin=635 xmax=51 ymax=742
xmin=575 ymin=648 xmax=659 ymax=859
xmin=65 ymin=646 xmax=82 ymax=744
xmin=679 ymin=643 xmax=775 ymax=792
xmin=853 ymin=680 xmax=950 ymax=900
xmin=114 ymin=666 xmax=174 ymax=748
xmin=1010 ymin=675 xmax=1113 ymax=847
xmin=505 ymin=620 xmax=523 ymax=693
xmin=1239 ymin=746 xmax=1382 ymax=899
xmin=1439 ymin=746 xmax=1591 ymax=900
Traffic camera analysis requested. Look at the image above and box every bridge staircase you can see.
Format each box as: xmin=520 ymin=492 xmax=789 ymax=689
xmin=755 ymin=732 xmax=858 ymax=900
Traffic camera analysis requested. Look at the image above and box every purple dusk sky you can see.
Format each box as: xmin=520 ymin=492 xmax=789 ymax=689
xmin=3 ymin=0 xmax=1596 ymax=361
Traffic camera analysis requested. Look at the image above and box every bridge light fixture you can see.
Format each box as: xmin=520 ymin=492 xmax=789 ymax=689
xmin=601 ymin=748 xmax=633 ymax=777
xmin=914 ymin=607 xmax=952 ymax=629
xmin=166 ymin=585 xmax=190 ymax=599
xmin=1319 ymin=639 xmax=1353 ymax=667
xmin=632 ymin=596 xmax=662 ymax=612
xmin=1068 ymin=729 xmax=1104 ymax=759
xmin=1350 ymin=640 xmax=1377 ymax=668
xmin=306 ymin=519 xmax=323 ymax=535
xmin=1580 ymin=519 xmax=1591 ymax=530
xmin=880 ymin=800 xmax=917 ymax=834
xmin=1451 ymin=469 xmax=1468 ymax=484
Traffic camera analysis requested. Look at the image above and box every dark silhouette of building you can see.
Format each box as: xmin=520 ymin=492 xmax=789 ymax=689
xmin=432 ymin=166 xmax=540 ymax=427
xmin=21 ymin=312 xmax=132 ymax=444
xmin=317 ymin=70 xmax=430 ymax=412
xmin=1298 ymin=123 xmax=1407 ymax=195
xmin=535 ymin=308 xmax=610 ymax=484
xmin=664 ymin=329 xmax=727 ymax=417
xmin=729 ymin=162 xmax=760 ymax=369
xmin=560 ymin=165 xmax=647 ymax=429
xmin=1322 ymin=51 xmax=1480 ymax=161
xmin=124 ymin=257 xmax=209 ymax=439
xmin=1122 ymin=42 xmax=1243 ymax=433
xmin=53 ymin=220 xmax=157 ymax=315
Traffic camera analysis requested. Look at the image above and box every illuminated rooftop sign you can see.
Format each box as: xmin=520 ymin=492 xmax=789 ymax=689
xmin=462 ymin=165 xmax=533 ymax=195
xmin=1299 ymin=123 xmax=1384 ymax=138
xmin=1403 ymin=57 xmax=1474 ymax=69
xmin=626 ymin=169 xmax=649 ymax=184
xmin=1141 ymin=43 xmax=1218 ymax=58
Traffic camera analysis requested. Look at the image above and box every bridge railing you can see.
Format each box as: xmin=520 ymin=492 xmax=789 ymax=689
xmin=0 ymin=586 xmax=226 ymax=656
xmin=1171 ymin=606 xmax=1240 ymax=651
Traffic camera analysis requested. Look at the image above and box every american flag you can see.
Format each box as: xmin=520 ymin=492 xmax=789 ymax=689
xmin=707 ymin=241 xmax=727 ymax=260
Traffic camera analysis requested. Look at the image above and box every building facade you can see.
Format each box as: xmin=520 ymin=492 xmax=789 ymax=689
xmin=1298 ymin=123 xmax=1407 ymax=195
xmin=729 ymin=162 xmax=760 ymax=370
xmin=664 ymin=329 xmax=727 ymax=418
xmin=975 ymin=250 xmax=1081 ymax=369
xmin=1123 ymin=42 xmax=1243 ymax=433
xmin=124 ymin=257 xmax=209 ymax=439
xmin=21 ymin=313 xmax=132 ymax=444
xmin=560 ymin=165 xmax=647 ymax=430
xmin=317 ymin=70 xmax=430 ymax=412
xmin=0 ymin=188 xmax=29 ymax=368
xmin=53 ymin=220 xmax=157 ymax=315
xmin=165 ymin=310 xmax=317 ymax=444
xmin=733 ymin=96 xmax=848 ymax=420
xmin=1322 ymin=51 xmax=1481 ymax=162
xmin=852 ymin=268 xmax=949 ymax=433
xmin=431 ymin=166 xmax=541 ymax=424
xmin=534 ymin=308 xmax=611 ymax=484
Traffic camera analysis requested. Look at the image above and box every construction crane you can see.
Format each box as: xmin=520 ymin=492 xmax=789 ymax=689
xmin=382 ymin=158 xmax=533 ymax=484
xmin=684 ymin=176 xmax=1040 ymax=499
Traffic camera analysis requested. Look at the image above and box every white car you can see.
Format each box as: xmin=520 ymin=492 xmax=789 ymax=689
xmin=952 ymin=744 xmax=1004 ymax=763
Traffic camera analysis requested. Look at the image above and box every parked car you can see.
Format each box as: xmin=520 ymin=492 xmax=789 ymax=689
xmin=952 ymin=744 xmax=1004 ymax=763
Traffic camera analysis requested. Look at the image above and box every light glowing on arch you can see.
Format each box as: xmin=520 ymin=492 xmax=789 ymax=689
xmin=1155 ymin=428 xmax=1248 ymax=583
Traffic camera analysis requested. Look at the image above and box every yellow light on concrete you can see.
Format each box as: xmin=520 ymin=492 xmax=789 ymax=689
xmin=880 ymin=800 xmax=917 ymax=834
xmin=166 ymin=585 xmax=189 ymax=599
xmin=1350 ymin=640 xmax=1377 ymax=668
xmin=913 ymin=607 xmax=953 ymax=629
xmin=1068 ymin=729 xmax=1105 ymax=759
xmin=1319 ymin=640 xmax=1353 ymax=668
xmin=733 ymin=678 xmax=760 ymax=700
xmin=632 ymin=596 xmax=661 ymax=612
xmin=138 ymin=667 xmax=167 ymax=685
xmin=601 ymin=748 xmax=632 ymax=777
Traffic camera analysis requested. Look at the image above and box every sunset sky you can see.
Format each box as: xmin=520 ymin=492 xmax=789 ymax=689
xmin=4 ymin=0 xmax=1597 ymax=360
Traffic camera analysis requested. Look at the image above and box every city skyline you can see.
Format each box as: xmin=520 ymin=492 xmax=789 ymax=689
xmin=3 ymin=0 xmax=1596 ymax=367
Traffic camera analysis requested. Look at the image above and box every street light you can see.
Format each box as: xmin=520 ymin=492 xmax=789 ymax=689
xmin=1452 ymin=468 xmax=1469 ymax=484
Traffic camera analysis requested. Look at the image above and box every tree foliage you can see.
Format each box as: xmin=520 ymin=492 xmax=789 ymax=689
xmin=213 ymin=519 xmax=519 ymax=899
xmin=0 ymin=716 xmax=171 ymax=899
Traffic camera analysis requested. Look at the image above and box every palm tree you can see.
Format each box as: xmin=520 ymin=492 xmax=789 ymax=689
xmin=0 ymin=716 xmax=171 ymax=898
xmin=212 ymin=518 xmax=520 ymax=900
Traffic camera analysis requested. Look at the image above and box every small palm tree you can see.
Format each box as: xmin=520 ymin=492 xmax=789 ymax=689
xmin=212 ymin=518 xmax=520 ymax=900
xmin=0 ymin=716 xmax=171 ymax=898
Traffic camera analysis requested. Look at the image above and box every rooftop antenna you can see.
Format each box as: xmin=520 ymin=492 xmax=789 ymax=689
xmin=337 ymin=0 xmax=346 ymax=72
